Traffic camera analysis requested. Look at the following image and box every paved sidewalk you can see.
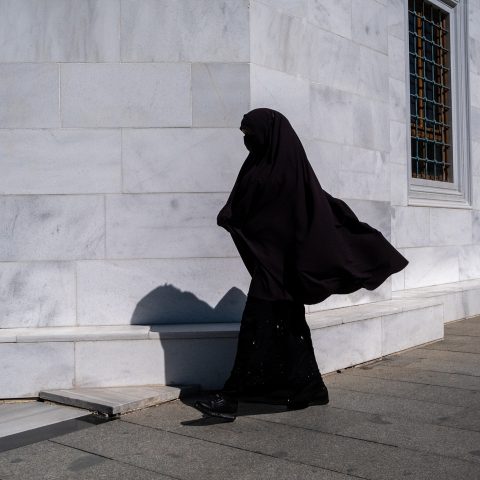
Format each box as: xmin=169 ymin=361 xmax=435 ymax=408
xmin=1 ymin=315 xmax=479 ymax=479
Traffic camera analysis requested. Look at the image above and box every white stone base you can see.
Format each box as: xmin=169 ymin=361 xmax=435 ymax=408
xmin=2 ymin=279 xmax=480 ymax=399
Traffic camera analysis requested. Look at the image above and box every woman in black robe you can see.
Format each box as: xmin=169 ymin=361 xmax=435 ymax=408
xmin=194 ymin=108 xmax=409 ymax=421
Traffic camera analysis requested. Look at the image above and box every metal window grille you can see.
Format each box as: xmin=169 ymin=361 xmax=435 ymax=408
xmin=408 ymin=0 xmax=452 ymax=182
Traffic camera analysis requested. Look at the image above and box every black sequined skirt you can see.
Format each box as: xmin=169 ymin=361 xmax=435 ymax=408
xmin=221 ymin=295 xmax=325 ymax=404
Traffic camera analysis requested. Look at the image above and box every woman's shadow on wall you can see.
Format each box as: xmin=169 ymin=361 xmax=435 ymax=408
xmin=130 ymin=283 xmax=247 ymax=418
xmin=131 ymin=283 xmax=246 ymax=325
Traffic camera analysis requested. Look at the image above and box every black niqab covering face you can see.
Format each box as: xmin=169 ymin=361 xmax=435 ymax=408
xmin=218 ymin=108 xmax=409 ymax=305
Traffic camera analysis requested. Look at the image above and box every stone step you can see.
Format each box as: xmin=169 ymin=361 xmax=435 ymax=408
xmin=2 ymin=278 xmax=480 ymax=399
xmin=38 ymin=384 xmax=201 ymax=416
xmin=0 ymin=296 xmax=443 ymax=345
xmin=0 ymin=401 xmax=88 ymax=440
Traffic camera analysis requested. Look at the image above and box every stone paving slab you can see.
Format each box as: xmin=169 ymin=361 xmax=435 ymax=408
xmin=322 ymin=387 xmax=465 ymax=423
xmin=421 ymin=334 xmax=480 ymax=353
xmin=324 ymin=373 xmax=480 ymax=408
xmin=116 ymin=400 xmax=480 ymax=480
xmin=445 ymin=319 xmax=480 ymax=337
xmin=39 ymin=384 xmax=201 ymax=416
xmin=0 ymin=402 xmax=89 ymax=438
xmin=51 ymin=420 xmax=354 ymax=480
xmin=369 ymin=348 xmax=480 ymax=376
xmin=123 ymin=396 xmax=480 ymax=465
xmin=0 ymin=440 xmax=165 ymax=479
xmin=345 ymin=363 xmax=480 ymax=391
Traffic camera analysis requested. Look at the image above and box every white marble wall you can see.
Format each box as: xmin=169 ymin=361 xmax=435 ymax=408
xmin=1 ymin=0 xmax=479 ymax=331
xmin=0 ymin=0 xmax=250 ymax=329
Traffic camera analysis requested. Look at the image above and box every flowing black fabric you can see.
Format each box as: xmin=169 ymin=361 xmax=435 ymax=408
xmin=222 ymin=295 xmax=324 ymax=403
xmin=217 ymin=108 xmax=409 ymax=304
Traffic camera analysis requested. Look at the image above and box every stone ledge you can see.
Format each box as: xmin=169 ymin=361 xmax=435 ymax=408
xmin=393 ymin=278 xmax=480 ymax=297
xmin=39 ymin=384 xmax=201 ymax=416
xmin=0 ymin=296 xmax=453 ymax=344
xmin=392 ymin=278 xmax=480 ymax=323
xmin=307 ymin=296 xmax=443 ymax=329
xmin=0 ymin=323 xmax=240 ymax=343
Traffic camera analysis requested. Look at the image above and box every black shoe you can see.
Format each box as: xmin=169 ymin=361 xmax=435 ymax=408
xmin=286 ymin=379 xmax=329 ymax=411
xmin=193 ymin=393 xmax=238 ymax=421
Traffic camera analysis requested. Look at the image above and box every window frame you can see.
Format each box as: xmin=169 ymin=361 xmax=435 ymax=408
xmin=404 ymin=0 xmax=472 ymax=208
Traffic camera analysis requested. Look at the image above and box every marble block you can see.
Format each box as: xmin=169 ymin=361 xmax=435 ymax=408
xmin=105 ymin=193 xmax=237 ymax=259
xmin=357 ymin=45 xmax=389 ymax=102
xmin=310 ymin=84 xmax=355 ymax=145
xmin=74 ymin=338 xmax=236 ymax=389
xmin=389 ymin=34 xmax=407 ymax=82
xmin=429 ymin=208 xmax=473 ymax=246
xmin=341 ymin=145 xmax=388 ymax=175
xmin=459 ymin=245 xmax=480 ymax=280
xmin=251 ymin=1 xmax=309 ymax=78
xmin=389 ymin=120 xmax=408 ymax=165
xmin=352 ymin=95 xmax=390 ymax=152
xmin=0 ymin=0 xmax=120 ymax=62
xmin=192 ymin=63 xmax=250 ymax=127
xmin=473 ymin=175 xmax=480 ymax=210
xmin=381 ymin=304 xmax=444 ymax=356
xmin=336 ymin=167 xmax=390 ymax=202
xmin=464 ymin=288 xmax=480 ymax=318
xmin=0 ymin=342 xmax=74 ymax=397
xmin=0 ymin=195 xmax=105 ymax=261
xmin=0 ymin=129 xmax=121 ymax=194
xmin=308 ymin=24 xmax=389 ymax=104
xmin=122 ymin=128 xmax=244 ymax=193
xmin=471 ymin=72 xmax=480 ymax=109
xmin=308 ymin=0 xmax=352 ymax=39
xmin=120 ymin=0 xmax=249 ymax=62
xmin=351 ymin=0 xmax=388 ymax=54
xmin=389 ymin=77 xmax=407 ymax=122
xmin=260 ymin=0 xmax=308 ymax=18
xmin=0 ymin=261 xmax=75 ymax=328
xmin=388 ymin=0 xmax=406 ymax=40
xmin=471 ymin=107 xmax=480 ymax=142
xmin=390 ymin=162 xmax=408 ymax=207
xmin=307 ymin=26 xmax=360 ymax=95
xmin=469 ymin=37 xmax=480 ymax=77
xmin=441 ymin=291 xmax=467 ymax=323
xmin=472 ymin=142 xmax=480 ymax=176
xmin=473 ymin=210 xmax=480 ymax=243
xmin=399 ymin=246 xmax=460 ymax=289
xmin=469 ymin=1 xmax=480 ymax=42
xmin=250 ymin=64 xmax=311 ymax=138
xmin=391 ymin=206 xmax=430 ymax=248
xmin=76 ymin=257 xmax=250 ymax=326
xmin=0 ymin=63 xmax=58 ymax=128
xmin=61 ymin=63 xmax=191 ymax=127
xmin=311 ymin=317 xmax=383 ymax=374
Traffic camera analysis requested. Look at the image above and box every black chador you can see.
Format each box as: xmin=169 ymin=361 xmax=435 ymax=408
xmin=217 ymin=108 xmax=409 ymax=304
xmin=194 ymin=108 xmax=409 ymax=420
